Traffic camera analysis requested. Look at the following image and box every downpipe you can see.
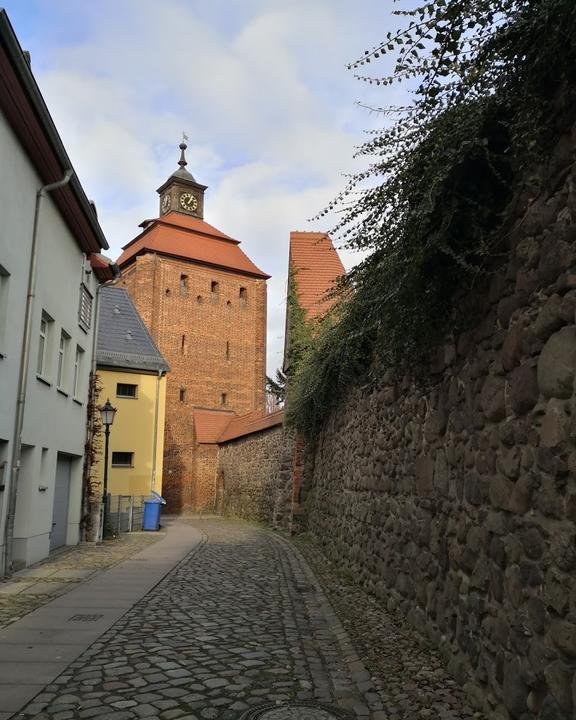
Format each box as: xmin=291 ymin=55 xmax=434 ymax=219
xmin=3 ymin=169 xmax=74 ymax=577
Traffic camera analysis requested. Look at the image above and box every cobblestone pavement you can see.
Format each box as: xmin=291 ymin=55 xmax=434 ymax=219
xmin=0 ymin=532 xmax=162 ymax=630
xmin=296 ymin=537 xmax=484 ymax=720
xmin=12 ymin=519 xmax=486 ymax=720
xmin=16 ymin=519 xmax=377 ymax=720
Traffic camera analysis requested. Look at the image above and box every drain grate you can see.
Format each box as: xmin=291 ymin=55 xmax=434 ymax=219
xmin=240 ymin=703 xmax=353 ymax=720
xmin=68 ymin=614 xmax=104 ymax=622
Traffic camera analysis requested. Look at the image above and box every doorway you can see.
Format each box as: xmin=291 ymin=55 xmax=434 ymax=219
xmin=50 ymin=454 xmax=71 ymax=550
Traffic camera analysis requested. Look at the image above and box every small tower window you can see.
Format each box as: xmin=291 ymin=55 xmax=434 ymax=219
xmin=239 ymin=287 xmax=247 ymax=306
xmin=165 ymin=288 xmax=171 ymax=296
xmin=181 ymin=334 xmax=186 ymax=354
xmin=179 ymin=388 xmax=186 ymax=402
xmin=211 ymin=281 xmax=219 ymax=302
xmin=180 ymin=274 xmax=188 ymax=296
xmin=226 ymin=341 xmax=230 ymax=359
xmin=226 ymin=300 xmax=232 ymax=310
xmin=197 ymin=295 xmax=203 ymax=304
xmin=221 ymin=393 xmax=227 ymax=406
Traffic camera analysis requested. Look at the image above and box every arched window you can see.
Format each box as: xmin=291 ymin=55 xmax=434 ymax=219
xmin=239 ymin=287 xmax=247 ymax=306
xmin=179 ymin=388 xmax=186 ymax=402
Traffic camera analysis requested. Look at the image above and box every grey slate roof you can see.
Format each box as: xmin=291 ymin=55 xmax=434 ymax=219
xmin=97 ymin=287 xmax=169 ymax=373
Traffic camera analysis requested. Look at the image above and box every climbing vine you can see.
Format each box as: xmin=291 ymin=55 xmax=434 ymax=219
xmin=288 ymin=0 xmax=576 ymax=438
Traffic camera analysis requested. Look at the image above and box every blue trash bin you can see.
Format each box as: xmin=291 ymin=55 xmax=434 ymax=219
xmin=142 ymin=492 xmax=166 ymax=531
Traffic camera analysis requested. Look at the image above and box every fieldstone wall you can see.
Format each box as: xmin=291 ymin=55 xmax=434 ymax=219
xmin=219 ymin=426 xmax=296 ymax=528
xmin=304 ymin=128 xmax=576 ymax=720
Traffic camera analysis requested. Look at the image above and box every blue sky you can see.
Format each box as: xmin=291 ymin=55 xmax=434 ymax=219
xmin=3 ymin=0 xmax=403 ymax=371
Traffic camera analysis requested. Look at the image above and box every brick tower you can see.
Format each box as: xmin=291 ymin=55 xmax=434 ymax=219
xmin=117 ymin=140 xmax=269 ymax=511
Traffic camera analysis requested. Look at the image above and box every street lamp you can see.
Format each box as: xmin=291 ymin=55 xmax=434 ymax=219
xmin=99 ymin=398 xmax=117 ymax=539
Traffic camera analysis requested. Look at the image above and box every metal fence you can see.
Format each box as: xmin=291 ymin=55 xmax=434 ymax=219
xmin=107 ymin=495 xmax=146 ymax=535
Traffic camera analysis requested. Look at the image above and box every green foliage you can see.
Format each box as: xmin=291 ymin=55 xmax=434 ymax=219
xmin=266 ymin=369 xmax=287 ymax=403
xmin=284 ymin=270 xmax=314 ymax=376
xmin=289 ymin=0 xmax=576 ymax=438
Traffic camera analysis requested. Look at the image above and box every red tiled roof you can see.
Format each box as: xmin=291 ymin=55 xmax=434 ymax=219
xmin=289 ymin=231 xmax=345 ymax=319
xmin=218 ymin=409 xmax=284 ymax=444
xmin=193 ymin=408 xmax=235 ymax=444
xmin=89 ymin=253 xmax=117 ymax=282
xmin=116 ymin=211 xmax=270 ymax=279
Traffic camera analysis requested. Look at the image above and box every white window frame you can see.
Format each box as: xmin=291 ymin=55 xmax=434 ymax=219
xmin=73 ymin=345 xmax=85 ymax=400
xmin=57 ymin=330 xmax=70 ymax=391
xmin=37 ymin=310 xmax=53 ymax=379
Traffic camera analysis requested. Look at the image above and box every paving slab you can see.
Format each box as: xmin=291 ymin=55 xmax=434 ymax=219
xmin=0 ymin=642 xmax=85 ymax=662
xmin=0 ymin=684 xmax=47 ymax=712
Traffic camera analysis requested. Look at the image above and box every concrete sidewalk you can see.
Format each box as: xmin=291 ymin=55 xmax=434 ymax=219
xmin=0 ymin=519 xmax=203 ymax=718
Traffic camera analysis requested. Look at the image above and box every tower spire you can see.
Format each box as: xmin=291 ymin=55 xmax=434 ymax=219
xmin=178 ymin=132 xmax=188 ymax=169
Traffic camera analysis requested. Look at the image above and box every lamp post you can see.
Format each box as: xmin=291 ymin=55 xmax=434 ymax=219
xmin=99 ymin=399 xmax=117 ymax=540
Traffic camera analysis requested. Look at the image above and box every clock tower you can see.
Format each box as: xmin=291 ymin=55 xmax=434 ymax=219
xmin=117 ymin=140 xmax=269 ymax=514
xmin=157 ymin=139 xmax=207 ymax=219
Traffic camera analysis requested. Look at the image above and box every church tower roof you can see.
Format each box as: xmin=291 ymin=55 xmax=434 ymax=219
xmin=116 ymin=139 xmax=269 ymax=279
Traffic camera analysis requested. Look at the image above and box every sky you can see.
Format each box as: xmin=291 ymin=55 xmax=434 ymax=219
xmin=3 ymin=0 xmax=402 ymax=374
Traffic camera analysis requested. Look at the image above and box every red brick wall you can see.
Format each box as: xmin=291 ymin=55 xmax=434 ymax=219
xmin=121 ymin=253 xmax=267 ymax=512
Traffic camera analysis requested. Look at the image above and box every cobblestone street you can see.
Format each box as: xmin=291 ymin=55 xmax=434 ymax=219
xmin=9 ymin=519 xmax=480 ymax=720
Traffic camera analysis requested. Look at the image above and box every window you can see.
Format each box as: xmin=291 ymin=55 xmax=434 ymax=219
xmin=179 ymin=388 xmax=186 ymax=402
xmin=37 ymin=311 xmax=53 ymax=377
xmin=221 ymin=393 xmax=227 ymax=406
xmin=116 ymin=383 xmax=137 ymax=398
xmin=211 ymin=281 xmax=219 ymax=302
xmin=57 ymin=330 xmax=70 ymax=390
xmin=78 ymin=284 xmax=93 ymax=331
xmin=0 ymin=265 xmax=9 ymax=357
xmin=181 ymin=334 xmax=186 ymax=354
xmin=73 ymin=345 xmax=85 ymax=399
xmin=239 ymin=287 xmax=247 ymax=306
xmin=180 ymin=274 xmax=188 ymax=296
xmin=226 ymin=341 xmax=230 ymax=359
xmin=112 ymin=452 xmax=134 ymax=467
xmin=197 ymin=295 xmax=203 ymax=304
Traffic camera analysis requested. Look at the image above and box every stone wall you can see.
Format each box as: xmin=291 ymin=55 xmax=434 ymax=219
xmin=219 ymin=426 xmax=296 ymax=528
xmin=303 ymin=128 xmax=576 ymax=720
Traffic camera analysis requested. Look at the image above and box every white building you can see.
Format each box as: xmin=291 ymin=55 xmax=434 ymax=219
xmin=0 ymin=10 xmax=109 ymax=573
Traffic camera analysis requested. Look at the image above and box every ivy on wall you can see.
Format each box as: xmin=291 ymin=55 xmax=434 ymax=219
xmin=288 ymin=0 xmax=576 ymax=438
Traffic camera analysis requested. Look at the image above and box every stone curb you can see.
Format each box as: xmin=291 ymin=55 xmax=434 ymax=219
xmin=269 ymin=531 xmax=382 ymax=720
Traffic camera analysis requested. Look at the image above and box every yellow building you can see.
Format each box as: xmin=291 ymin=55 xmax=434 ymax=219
xmin=94 ymin=287 xmax=169 ymax=498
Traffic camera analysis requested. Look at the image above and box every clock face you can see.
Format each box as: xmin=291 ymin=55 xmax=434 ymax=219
xmin=161 ymin=194 xmax=171 ymax=214
xmin=180 ymin=192 xmax=198 ymax=212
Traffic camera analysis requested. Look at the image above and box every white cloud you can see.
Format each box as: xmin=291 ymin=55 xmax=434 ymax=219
xmin=9 ymin=0 xmax=398 ymax=373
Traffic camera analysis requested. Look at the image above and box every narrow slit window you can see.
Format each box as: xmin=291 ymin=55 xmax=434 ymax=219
xmin=180 ymin=274 xmax=188 ymax=296
xmin=181 ymin=334 xmax=186 ymax=354
xmin=57 ymin=330 xmax=70 ymax=390
xmin=211 ymin=281 xmax=219 ymax=294
xmin=225 ymin=341 xmax=230 ymax=359
xmin=179 ymin=388 xmax=186 ymax=402
xmin=220 ymin=393 xmax=227 ymax=406
xmin=239 ymin=287 xmax=247 ymax=306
